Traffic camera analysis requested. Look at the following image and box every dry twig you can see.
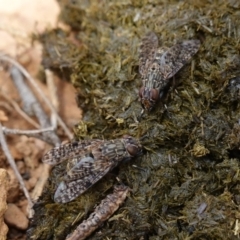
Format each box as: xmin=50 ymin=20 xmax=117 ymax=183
xmin=1 ymin=89 xmax=40 ymax=128
xmin=30 ymin=163 xmax=51 ymax=201
xmin=2 ymin=126 xmax=55 ymax=138
xmin=45 ymin=69 xmax=58 ymax=128
xmin=10 ymin=66 xmax=60 ymax=145
xmin=0 ymin=123 xmax=33 ymax=217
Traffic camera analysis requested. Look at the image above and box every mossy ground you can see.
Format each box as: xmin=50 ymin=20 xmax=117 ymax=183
xmin=28 ymin=0 xmax=240 ymax=239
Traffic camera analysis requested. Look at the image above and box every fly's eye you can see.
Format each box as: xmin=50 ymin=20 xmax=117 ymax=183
xmin=139 ymin=87 xmax=145 ymax=98
xmin=150 ymin=89 xmax=159 ymax=101
xmin=127 ymin=144 xmax=139 ymax=156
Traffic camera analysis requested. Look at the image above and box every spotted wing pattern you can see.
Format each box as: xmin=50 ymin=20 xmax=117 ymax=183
xmin=139 ymin=31 xmax=159 ymax=76
xmin=54 ymin=159 xmax=114 ymax=203
xmin=42 ymin=136 xmax=142 ymax=203
xmin=155 ymin=40 xmax=201 ymax=80
xmin=139 ymin=32 xmax=201 ymax=112
xmin=42 ymin=140 xmax=95 ymax=165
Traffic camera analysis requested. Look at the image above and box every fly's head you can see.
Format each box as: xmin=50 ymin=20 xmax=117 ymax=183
xmin=122 ymin=135 xmax=143 ymax=158
xmin=139 ymin=86 xmax=159 ymax=112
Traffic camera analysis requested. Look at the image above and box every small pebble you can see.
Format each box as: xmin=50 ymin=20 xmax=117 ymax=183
xmin=4 ymin=203 xmax=29 ymax=230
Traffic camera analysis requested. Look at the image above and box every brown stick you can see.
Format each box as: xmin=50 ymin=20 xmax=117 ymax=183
xmin=10 ymin=66 xmax=61 ymax=145
xmin=45 ymin=69 xmax=58 ymax=128
xmin=1 ymin=89 xmax=40 ymax=128
xmin=0 ymin=123 xmax=33 ymax=217
xmin=2 ymin=126 xmax=56 ymax=142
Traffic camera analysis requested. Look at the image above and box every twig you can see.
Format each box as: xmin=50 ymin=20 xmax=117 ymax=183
xmin=10 ymin=66 xmax=60 ymax=145
xmin=1 ymin=90 xmax=40 ymax=128
xmin=0 ymin=123 xmax=33 ymax=217
xmin=0 ymin=54 xmax=73 ymax=139
xmin=30 ymin=163 xmax=51 ymax=201
xmin=2 ymin=126 xmax=55 ymax=138
xmin=11 ymin=66 xmax=37 ymax=116
xmin=0 ymin=100 xmax=12 ymax=112
xmin=45 ymin=69 xmax=58 ymax=128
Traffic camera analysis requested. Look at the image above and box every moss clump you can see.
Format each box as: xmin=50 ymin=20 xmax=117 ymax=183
xmin=29 ymin=0 xmax=240 ymax=239
xmin=38 ymin=28 xmax=87 ymax=73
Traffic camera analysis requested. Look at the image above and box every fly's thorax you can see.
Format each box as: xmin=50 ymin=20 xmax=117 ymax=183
xmin=146 ymin=61 xmax=162 ymax=84
xmin=76 ymin=137 xmax=140 ymax=164
xmin=98 ymin=136 xmax=142 ymax=162
xmin=99 ymin=139 xmax=131 ymax=161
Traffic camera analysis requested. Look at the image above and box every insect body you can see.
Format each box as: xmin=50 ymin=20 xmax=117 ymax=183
xmin=42 ymin=136 xmax=142 ymax=203
xmin=139 ymin=32 xmax=201 ymax=113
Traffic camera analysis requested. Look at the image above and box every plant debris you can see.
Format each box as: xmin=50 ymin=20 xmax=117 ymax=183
xmin=66 ymin=185 xmax=129 ymax=240
xmin=29 ymin=0 xmax=240 ymax=239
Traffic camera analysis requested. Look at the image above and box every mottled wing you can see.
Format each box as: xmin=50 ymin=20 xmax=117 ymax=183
xmin=156 ymin=40 xmax=201 ymax=80
xmin=139 ymin=32 xmax=159 ymax=76
xmin=54 ymin=156 xmax=115 ymax=203
xmin=65 ymin=157 xmax=96 ymax=181
xmin=42 ymin=140 xmax=99 ymax=165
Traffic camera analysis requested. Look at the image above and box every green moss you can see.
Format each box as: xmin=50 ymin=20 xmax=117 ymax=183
xmin=29 ymin=0 xmax=240 ymax=239
xmin=38 ymin=28 xmax=87 ymax=72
